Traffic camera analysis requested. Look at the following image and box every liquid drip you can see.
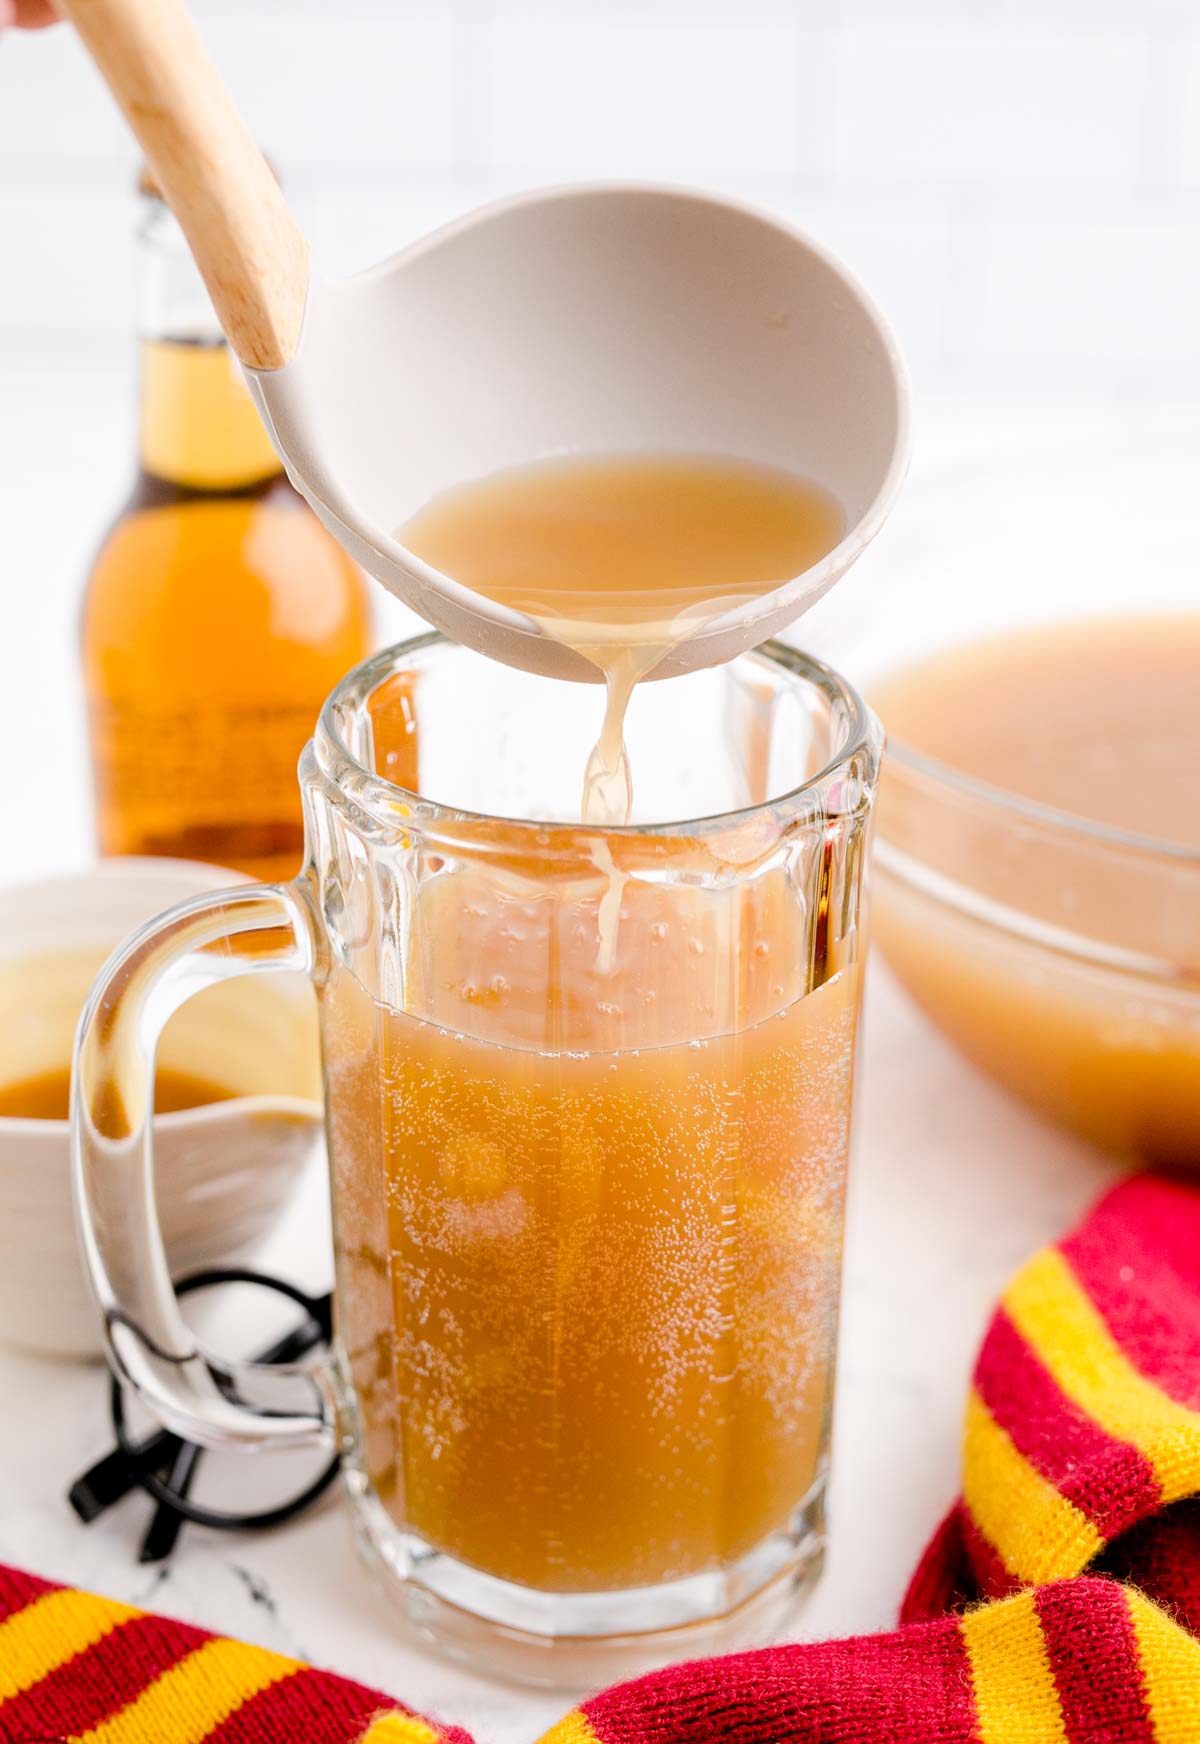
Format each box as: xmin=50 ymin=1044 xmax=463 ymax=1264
xmin=399 ymin=453 xmax=844 ymax=830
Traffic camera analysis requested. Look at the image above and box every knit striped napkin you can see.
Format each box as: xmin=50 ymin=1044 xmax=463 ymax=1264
xmin=2 ymin=1171 xmax=1199 ymax=1743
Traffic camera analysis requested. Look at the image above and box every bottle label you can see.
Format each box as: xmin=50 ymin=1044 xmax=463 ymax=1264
xmin=88 ymin=698 xmax=313 ymax=876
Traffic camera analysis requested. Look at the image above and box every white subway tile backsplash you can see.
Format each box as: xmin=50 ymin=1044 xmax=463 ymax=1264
xmin=487 ymin=10 xmax=821 ymax=179
xmin=2 ymin=0 xmax=1199 ymax=397
xmin=0 ymin=29 xmax=135 ymax=177
xmin=0 ymin=7 xmax=458 ymax=182
xmin=1166 ymin=38 xmax=1200 ymax=189
xmin=831 ymin=28 xmax=1149 ymax=189
xmin=974 ymin=214 xmax=1200 ymax=366
xmin=821 ymin=0 xmax=1179 ymax=33
xmin=0 ymin=188 xmax=136 ymax=339
xmin=201 ymin=12 xmax=459 ymax=174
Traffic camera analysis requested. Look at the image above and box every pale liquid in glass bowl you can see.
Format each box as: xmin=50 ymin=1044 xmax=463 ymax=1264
xmin=872 ymin=613 xmax=1200 ymax=1165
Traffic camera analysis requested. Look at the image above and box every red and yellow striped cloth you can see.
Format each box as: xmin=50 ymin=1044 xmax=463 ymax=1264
xmin=0 ymin=1562 xmax=473 ymax=1744
xmin=3 ymin=1172 xmax=1200 ymax=1744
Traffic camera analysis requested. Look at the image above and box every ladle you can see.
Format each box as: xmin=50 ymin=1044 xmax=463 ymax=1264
xmin=62 ymin=0 xmax=911 ymax=681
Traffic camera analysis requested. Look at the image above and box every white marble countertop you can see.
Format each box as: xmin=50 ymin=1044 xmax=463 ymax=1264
xmin=0 ymin=971 xmax=1125 ymax=1742
xmin=0 ymin=364 xmax=1193 ymax=1741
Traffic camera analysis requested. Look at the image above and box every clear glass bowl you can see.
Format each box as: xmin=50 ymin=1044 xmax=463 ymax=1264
xmin=870 ymin=735 xmax=1200 ymax=1165
xmin=803 ymin=402 xmax=1200 ymax=1164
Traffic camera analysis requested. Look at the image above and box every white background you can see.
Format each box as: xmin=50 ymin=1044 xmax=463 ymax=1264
xmin=1 ymin=7 xmax=1199 ymax=1740
xmin=6 ymin=0 xmax=1200 ymax=397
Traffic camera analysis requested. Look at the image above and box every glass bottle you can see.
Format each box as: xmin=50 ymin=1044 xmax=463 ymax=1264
xmin=82 ymin=172 xmax=373 ymax=884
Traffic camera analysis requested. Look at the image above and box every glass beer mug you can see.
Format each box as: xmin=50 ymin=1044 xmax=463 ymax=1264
xmin=74 ymin=634 xmax=881 ymax=1683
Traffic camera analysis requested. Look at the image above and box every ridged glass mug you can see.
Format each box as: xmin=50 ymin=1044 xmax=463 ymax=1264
xmin=74 ymin=633 xmax=881 ymax=1685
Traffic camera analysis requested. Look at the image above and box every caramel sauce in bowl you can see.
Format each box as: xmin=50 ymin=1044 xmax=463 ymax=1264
xmin=0 ymin=861 xmax=323 ymax=1357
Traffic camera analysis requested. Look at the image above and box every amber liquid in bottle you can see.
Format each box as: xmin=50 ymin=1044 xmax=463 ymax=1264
xmin=82 ymin=200 xmax=372 ymax=883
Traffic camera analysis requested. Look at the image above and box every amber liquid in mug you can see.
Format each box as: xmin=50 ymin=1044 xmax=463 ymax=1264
xmin=399 ymin=453 xmax=844 ymax=824
xmin=326 ymin=865 xmax=860 ymax=1592
xmin=0 ymin=1063 xmax=234 ymax=1122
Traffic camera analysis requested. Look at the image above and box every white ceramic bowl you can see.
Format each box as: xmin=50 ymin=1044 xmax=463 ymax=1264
xmin=0 ymin=860 xmax=324 ymax=1357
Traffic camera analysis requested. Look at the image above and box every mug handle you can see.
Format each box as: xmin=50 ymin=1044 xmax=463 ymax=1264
xmin=72 ymin=880 xmax=335 ymax=1451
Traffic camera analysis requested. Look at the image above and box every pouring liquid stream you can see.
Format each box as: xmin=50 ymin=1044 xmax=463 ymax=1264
xmin=399 ymin=452 xmax=844 ymax=964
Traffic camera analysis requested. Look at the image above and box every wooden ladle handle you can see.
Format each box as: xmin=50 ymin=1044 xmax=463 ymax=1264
xmin=58 ymin=0 xmax=308 ymax=370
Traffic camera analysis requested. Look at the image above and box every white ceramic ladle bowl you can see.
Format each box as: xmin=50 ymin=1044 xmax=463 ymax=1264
xmin=63 ymin=0 xmax=910 ymax=683
xmin=253 ymin=184 xmax=911 ymax=682
xmin=0 ymin=862 xmax=323 ymax=1358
